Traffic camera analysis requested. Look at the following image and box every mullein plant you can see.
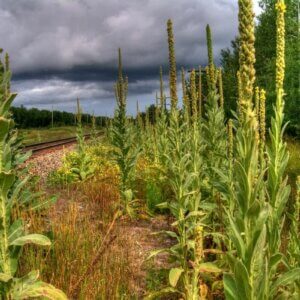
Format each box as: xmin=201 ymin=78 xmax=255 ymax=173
xmin=151 ymin=102 xmax=219 ymax=299
xmin=155 ymin=67 xmax=169 ymax=171
xmin=148 ymin=20 xmax=221 ymax=300
xmin=69 ymin=98 xmax=94 ymax=181
xmin=285 ymin=176 xmax=300 ymax=295
xmin=202 ymin=25 xmax=228 ymax=233
xmin=111 ymin=49 xmax=140 ymax=217
xmin=198 ymin=66 xmax=202 ymax=118
xmin=265 ymin=0 xmax=300 ymax=297
xmin=218 ymin=69 xmax=224 ymax=109
xmin=181 ymin=68 xmax=190 ymax=122
xmin=221 ymin=0 xmax=269 ymax=297
xmin=259 ymin=88 xmax=266 ymax=164
xmin=0 ymin=51 xmax=67 ymax=299
xmin=220 ymin=1 xmax=300 ymax=299
xmin=3 ymin=52 xmax=30 ymax=176
xmin=167 ymin=19 xmax=178 ymax=111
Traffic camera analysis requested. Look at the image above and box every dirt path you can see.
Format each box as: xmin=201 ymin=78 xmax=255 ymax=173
xmin=116 ymin=215 xmax=174 ymax=298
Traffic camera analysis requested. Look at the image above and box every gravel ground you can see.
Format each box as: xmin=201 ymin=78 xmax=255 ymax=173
xmin=25 ymin=144 xmax=75 ymax=182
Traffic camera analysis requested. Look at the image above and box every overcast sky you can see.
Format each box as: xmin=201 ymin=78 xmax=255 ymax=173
xmin=1 ymin=0 xmax=262 ymax=116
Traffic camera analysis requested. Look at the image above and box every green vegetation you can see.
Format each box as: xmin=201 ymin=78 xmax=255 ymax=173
xmin=110 ymin=49 xmax=140 ymax=217
xmin=0 ymin=51 xmax=66 ymax=299
xmin=3 ymin=0 xmax=300 ymax=299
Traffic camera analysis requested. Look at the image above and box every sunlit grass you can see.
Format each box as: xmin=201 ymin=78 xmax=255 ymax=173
xmin=19 ymin=126 xmax=92 ymax=145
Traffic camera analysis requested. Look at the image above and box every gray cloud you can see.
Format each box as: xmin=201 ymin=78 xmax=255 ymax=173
xmin=0 ymin=0 xmax=261 ymax=115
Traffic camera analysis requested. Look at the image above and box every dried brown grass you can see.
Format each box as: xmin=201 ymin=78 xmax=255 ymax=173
xmin=18 ymin=178 xmax=134 ymax=299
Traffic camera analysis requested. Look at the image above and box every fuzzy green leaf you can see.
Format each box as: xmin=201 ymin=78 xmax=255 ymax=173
xmin=10 ymin=234 xmax=51 ymax=246
xmin=223 ymin=273 xmax=237 ymax=300
xmin=169 ymin=267 xmax=184 ymax=287
xmin=12 ymin=279 xmax=68 ymax=300
xmin=198 ymin=262 xmax=222 ymax=273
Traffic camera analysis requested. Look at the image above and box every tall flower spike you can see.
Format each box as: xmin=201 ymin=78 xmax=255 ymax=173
xmin=205 ymin=67 xmax=210 ymax=92
xmin=118 ymin=48 xmax=123 ymax=83
xmin=181 ymin=68 xmax=189 ymax=116
xmin=159 ymin=66 xmax=165 ymax=110
xmin=190 ymin=69 xmax=197 ymax=122
xmin=237 ymin=71 xmax=242 ymax=117
xmin=238 ymin=0 xmax=256 ymax=117
xmin=275 ymin=0 xmax=286 ymax=91
xmin=181 ymin=67 xmax=186 ymax=98
xmin=206 ymin=25 xmax=216 ymax=92
xmin=259 ymin=89 xmax=266 ymax=150
xmin=227 ymin=119 xmax=233 ymax=163
xmin=255 ymin=86 xmax=260 ymax=118
xmin=198 ymin=66 xmax=202 ymax=117
xmin=76 ymin=98 xmax=82 ymax=124
xmin=116 ymin=48 xmax=127 ymax=107
xmin=194 ymin=226 xmax=204 ymax=266
xmin=167 ymin=19 xmax=178 ymax=110
xmin=218 ymin=68 xmax=224 ymax=108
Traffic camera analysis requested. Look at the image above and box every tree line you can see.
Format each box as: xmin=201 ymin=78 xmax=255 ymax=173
xmin=11 ymin=105 xmax=109 ymax=128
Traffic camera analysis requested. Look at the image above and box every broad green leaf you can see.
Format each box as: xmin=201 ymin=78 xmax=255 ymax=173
xmin=12 ymin=280 xmax=68 ymax=300
xmin=0 ymin=94 xmax=17 ymax=115
xmin=233 ymin=258 xmax=251 ymax=299
xmin=198 ymin=262 xmax=222 ymax=273
xmin=223 ymin=273 xmax=237 ymax=300
xmin=144 ymin=287 xmax=182 ymax=300
xmin=169 ymin=267 xmax=184 ymax=287
xmin=8 ymin=219 xmax=24 ymax=244
xmin=156 ymin=202 xmax=168 ymax=209
xmin=146 ymin=248 xmax=170 ymax=260
xmin=18 ymin=270 xmax=40 ymax=284
xmin=0 ymin=171 xmax=15 ymax=198
xmin=0 ymin=117 xmax=10 ymax=141
xmin=152 ymin=230 xmax=179 ymax=240
xmin=10 ymin=234 xmax=51 ymax=246
xmin=227 ymin=212 xmax=245 ymax=258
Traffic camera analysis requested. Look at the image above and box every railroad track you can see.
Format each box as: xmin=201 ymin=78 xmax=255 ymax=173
xmin=23 ymin=134 xmax=92 ymax=154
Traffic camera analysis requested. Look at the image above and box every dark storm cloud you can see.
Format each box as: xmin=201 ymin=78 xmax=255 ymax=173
xmin=0 ymin=0 xmax=261 ymax=115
